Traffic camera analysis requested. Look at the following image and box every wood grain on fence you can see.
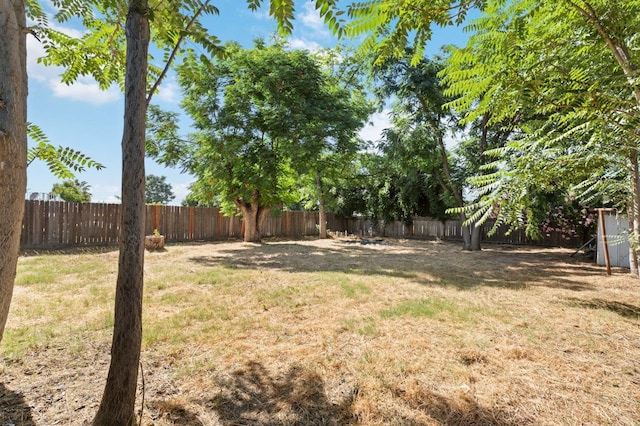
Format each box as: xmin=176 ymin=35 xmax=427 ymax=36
xmin=20 ymin=200 xmax=583 ymax=250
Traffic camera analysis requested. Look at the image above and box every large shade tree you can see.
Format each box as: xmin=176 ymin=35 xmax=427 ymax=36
xmin=296 ymin=47 xmax=374 ymax=238
xmin=441 ymin=0 xmax=640 ymax=274
xmin=149 ymin=42 xmax=370 ymax=242
xmin=343 ymin=0 xmax=640 ymax=261
xmin=342 ymin=1 xmax=492 ymax=249
xmin=370 ymin=53 xmax=477 ymax=243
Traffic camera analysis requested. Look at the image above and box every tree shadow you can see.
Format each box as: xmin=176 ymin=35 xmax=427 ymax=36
xmin=396 ymin=386 xmax=533 ymax=426
xmin=204 ymin=360 xmax=356 ymax=425
xmin=196 ymin=360 xmax=528 ymax=425
xmin=20 ymin=244 xmax=119 ymax=257
xmin=0 ymin=383 xmax=35 ymax=426
xmin=567 ymin=297 xmax=640 ymax=319
xmin=188 ymin=239 xmax=606 ymax=291
xmin=146 ymin=399 xmax=205 ymax=425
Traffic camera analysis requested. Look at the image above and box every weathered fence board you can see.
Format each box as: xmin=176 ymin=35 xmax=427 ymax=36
xmin=19 ymin=200 xmax=584 ymax=250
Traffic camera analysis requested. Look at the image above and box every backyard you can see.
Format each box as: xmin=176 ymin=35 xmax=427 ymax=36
xmin=1 ymin=238 xmax=639 ymax=425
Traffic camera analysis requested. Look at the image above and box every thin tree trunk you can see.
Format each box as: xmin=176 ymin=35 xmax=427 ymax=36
xmin=0 ymin=0 xmax=27 ymax=343
xmin=93 ymin=1 xmax=149 ymax=424
xmin=460 ymin=213 xmax=472 ymax=251
xmin=316 ymin=174 xmax=327 ymax=238
xmin=626 ymin=205 xmax=638 ymax=277
xmin=466 ymin=112 xmax=491 ymax=252
xmin=628 ymin=150 xmax=640 ymax=278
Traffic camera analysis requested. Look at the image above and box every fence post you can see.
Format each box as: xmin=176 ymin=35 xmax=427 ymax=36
xmin=153 ymin=205 xmax=160 ymax=232
xmin=285 ymin=211 xmax=291 ymax=238
xmin=189 ymin=206 xmax=195 ymax=240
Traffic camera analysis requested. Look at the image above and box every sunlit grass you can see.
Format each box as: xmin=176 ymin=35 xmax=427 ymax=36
xmin=3 ymin=240 xmax=640 ymax=426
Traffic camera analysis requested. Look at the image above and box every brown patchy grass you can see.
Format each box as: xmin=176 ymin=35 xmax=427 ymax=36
xmin=2 ymin=238 xmax=640 ymax=425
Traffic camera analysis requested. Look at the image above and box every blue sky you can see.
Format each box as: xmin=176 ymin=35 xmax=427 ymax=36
xmin=26 ymin=0 xmax=474 ymax=204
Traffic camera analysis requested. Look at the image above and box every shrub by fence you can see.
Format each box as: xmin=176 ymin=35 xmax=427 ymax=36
xmin=20 ymin=200 xmax=582 ymax=250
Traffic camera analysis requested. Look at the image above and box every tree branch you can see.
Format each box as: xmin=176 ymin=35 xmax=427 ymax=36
xmin=562 ymin=0 xmax=640 ymax=105
xmin=146 ymin=0 xmax=211 ymax=106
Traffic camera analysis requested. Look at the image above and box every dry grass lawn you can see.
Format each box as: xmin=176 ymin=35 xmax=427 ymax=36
xmin=1 ymin=238 xmax=639 ymax=425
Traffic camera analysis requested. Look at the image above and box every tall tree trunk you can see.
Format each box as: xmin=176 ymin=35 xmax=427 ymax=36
xmin=464 ymin=112 xmax=490 ymax=253
xmin=93 ymin=1 xmax=149 ymax=424
xmin=460 ymin=213 xmax=472 ymax=251
xmin=0 ymin=0 xmax=27 ymax=343
xmin=434 ymin=125 xmax=482 ymax=251
xmin=316 ymin=174 xmax=327 ymax=238
xmin=470 ymin=222 xmax=482 ymax=251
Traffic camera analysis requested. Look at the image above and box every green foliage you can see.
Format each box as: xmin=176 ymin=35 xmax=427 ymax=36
xmin=247 ymin=0 xmax=345 ymax=37
xmin=27 ymin=123 xmax=105 ymax=180
xmin=442 ymin=0 xmax=640 ymax=237
xmin=145 ymin=174 xmax=175 ymax=205
xmin=296 ymin=46 xmax=375 ymax=214
xmin=29 ymin=0 xmax=348 ymax=99
xmin=30 ymin=0 xmax=224 ymax=99
xmin=51 ymin=179 xmax=92 ymax=203
xmin=348 ymin=51 xmax=464 ymax=222
xmin=146 ymin=105 xmax=191 ymax=172
xmin=181 ymin=43 xmax=323 ymax=213
xmin=346 ymin=0 xmax=485 ymax=64
xmin=150 ymin=42 xmax=370 ymax=217
xmin=333 ymin=141 xmax=454 ymax=223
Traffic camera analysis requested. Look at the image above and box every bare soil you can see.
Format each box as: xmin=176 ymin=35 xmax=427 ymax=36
xmin=1 ymin=238 xmax=639 ymax=425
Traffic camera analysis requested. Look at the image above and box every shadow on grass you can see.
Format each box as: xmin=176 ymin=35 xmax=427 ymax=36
xmin=567 ymin=297 xmax=640 ymax=320
xmin=20 ymin=244 xmax=119 ymax=257
xmin=206 ymin=361 xmax=356 ymax=425
xmin=147 ymin=400 xmax=205 ymax=426
xmin=397 ymin=387 xmax=532 ymax=426
xmin=189 ymin=239 xmax=604 ymax=291
xmin=155 ymin=360 xmax=528 ymax=425
xmin=0 ymin=383 xmax=35 ymax=426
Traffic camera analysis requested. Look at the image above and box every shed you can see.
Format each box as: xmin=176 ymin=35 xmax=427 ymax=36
xmin=596 ymin=210 xmax=630 ymax=269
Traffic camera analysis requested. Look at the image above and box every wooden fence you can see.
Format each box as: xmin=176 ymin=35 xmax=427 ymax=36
xmin=20 ymin=200 xmax=583 ymax=250
xmin=343 ymin=217 xmax=582 ymax=247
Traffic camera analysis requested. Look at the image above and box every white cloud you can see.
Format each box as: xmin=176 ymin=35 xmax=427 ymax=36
xmin=91 ymin=184 xmax=122 ymax=204
xmin=50 ymin=77 xmax=120 ymax=105
xmin=359 ymin=110 xmax=392 ymax=144
xmin=172 ymin=181 xmax=193 ymax=204
xmin=27 ymin=23 xmax=120 ymax=105
xmin=153 ymin=78 xmax=180 ymax=105
xmin=286 ymin=37 xmax=322 ymax=52
xmin=101 ymin=195 xmax=122 ymax=204
xmin=299 ymin=1 xmax=331 ymax=39
xmin=27 ymin=35 xmax=60 ymax=82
